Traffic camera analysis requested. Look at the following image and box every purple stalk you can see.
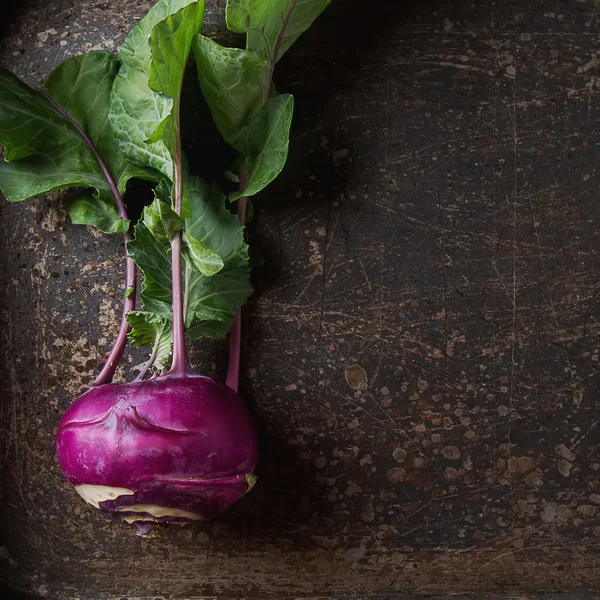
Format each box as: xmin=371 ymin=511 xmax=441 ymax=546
xmin=94 ymin=235 xmax=136 ymax=385
xmin=42 ymin=92 xmax=136 ymax=386
xmin=225 ymin=164 xmax=247 ymax=393
xmin=225 ymin=3 xmax=298 ymax=392
xmin=166 ymin=69 xmax=195 ymax=379
xmin=168 ymin=227 xmax=194 ymax=377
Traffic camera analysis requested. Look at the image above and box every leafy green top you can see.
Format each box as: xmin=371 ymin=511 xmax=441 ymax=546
xmin=0 ymin=0 xmax=329 ymax=377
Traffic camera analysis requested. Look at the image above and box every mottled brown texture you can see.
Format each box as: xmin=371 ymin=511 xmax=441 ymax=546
xmin=1 ymin=0 xmax=600 ymax=598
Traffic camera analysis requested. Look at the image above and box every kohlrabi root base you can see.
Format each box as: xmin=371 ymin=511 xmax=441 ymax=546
xmin=56 ymin=376 xmax=258 ymax=528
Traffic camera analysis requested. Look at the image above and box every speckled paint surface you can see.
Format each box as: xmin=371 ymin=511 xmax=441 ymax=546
xmin=1 ymin=0 xmax=600 ymax=598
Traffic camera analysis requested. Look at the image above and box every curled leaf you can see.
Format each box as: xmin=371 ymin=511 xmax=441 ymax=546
xmin=182 ymin=232 xmax=224 ymax=277
xmin=142 ymin=197 xmax=182 ymax=244
xmin=68 ymin=192 xmax=130 ymax=234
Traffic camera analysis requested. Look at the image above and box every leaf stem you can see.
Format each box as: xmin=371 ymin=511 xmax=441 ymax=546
xmin=263 ymin=0 xmax=299 ymax=102
xmin=225 ymin=162 xmax=247 ymax=393
xmin=41 ymin=92 xmax=136 ymax=386
xmin=93 ymin=240 xmax=136 ymax=386
xmin=226 ymin=2 xmax=298 ymax=392
xmin=134 ymin=343 xmax=158 ymax=382
xmin=169 ymin=229 xmax=192 ymax=377
xmin=167 ymin=74 xmax=194 ymax=379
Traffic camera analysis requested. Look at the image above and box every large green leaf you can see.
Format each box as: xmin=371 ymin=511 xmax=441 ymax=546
xmin=192 ymin=34 xmax=269 ymax=146
xmin=0 ymin=51 xmax=159 ymax=234
xmin=45 ymin=51 xmax=161 ymax=197
xmin=0 ymin=56 xmax=114 ymax=202
xmin=226 ymin=0 xmax=331 ymax=64
xmin=44 ymin=51 xmax=123 ymax=178
xmin=119 ymin=0 xmax=198 ymax=72
xmin=230 ymin=93 xmax=293 ymax=200
xmin=126 ymin=311 xmax=172 ymax=373
xmin=109 ymin=0 xmax=205 ymax=178
xmin=147 ymin=1 xmax=205 ymax=156
xmin=194 ymin=2 xmax=328 ymax=206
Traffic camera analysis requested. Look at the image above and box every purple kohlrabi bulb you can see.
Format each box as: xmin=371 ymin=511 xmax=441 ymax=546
xmin=56 ymin=376 xmax=258 ymax=529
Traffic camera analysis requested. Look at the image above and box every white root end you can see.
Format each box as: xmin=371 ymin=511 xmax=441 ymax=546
xmin=75 ymin=484 xmax=135 ymax=509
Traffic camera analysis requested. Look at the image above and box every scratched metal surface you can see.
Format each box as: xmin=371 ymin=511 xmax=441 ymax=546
xmin=1 ymin=0 xmax=600 ymax=598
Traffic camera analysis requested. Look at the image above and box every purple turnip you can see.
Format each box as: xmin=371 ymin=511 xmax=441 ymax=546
xmin=56 ymin=376 xmax=257 ymax=531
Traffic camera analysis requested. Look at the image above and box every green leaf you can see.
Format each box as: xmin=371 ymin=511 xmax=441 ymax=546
xmin=142 ymin=197 xmax=182 ymax=244
xmin=68 ymin=192 xmax=130 ymax=234
xmin=185 ymin=176 xmax=249 ymax=269
xmin=0 ymin=51 xmax=157 ymax=238
xmin=125 ymin=287 xmax=135 ymax=299
xmin=0 ymin=55 xmax=116 ymax=202
xmin=128 ymin=175 xmax=251 ymax=342
xmin=44 ymin=51 xmax=165 ymax=195
xmin=230 ymin=94 xmax=293 ymax=200
xmin=119 ymin=0 xmax=199 ymax=73
xmin=44 ymin=51 xmax=123 ymax=177
xmin=109 ymin=0 xmax=205 ymax=177
xmin=127 ymin=221 xmax=173 ymax=318
xmin=192 ymin=34 xmax=269 ymax=146
xmin=187 ymin=320 xmax=231 ymax=340
xmin=226 ymin=0 xmax=331 ymax=63
xmin=187 ymin=267 xmax=251 ymax=323
xmin=148 ymin=1 xmax=205 ymax=155
xmin=184 ymin=176 xmax=252 ymax=323
xmin=182 ymin=231 xmax=224 ymax=276
xmin=109 ymin=67 xmax=172 ymax=178
xmin=126 ymin=311 xmax=172 ymax=372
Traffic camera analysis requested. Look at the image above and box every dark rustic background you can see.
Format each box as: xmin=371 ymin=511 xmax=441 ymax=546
xmin=1 ymin=0 xmax=600 ymax=598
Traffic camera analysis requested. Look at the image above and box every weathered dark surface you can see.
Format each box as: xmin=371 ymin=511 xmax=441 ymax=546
xmin=1 ymin=0 xmax=600 ymax=598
